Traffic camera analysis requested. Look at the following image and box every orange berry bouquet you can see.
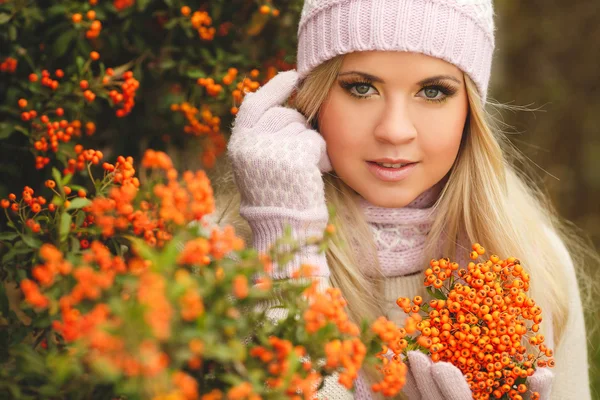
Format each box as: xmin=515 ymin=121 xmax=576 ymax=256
xmin=395 ymin=244 xmax=554 ymax=400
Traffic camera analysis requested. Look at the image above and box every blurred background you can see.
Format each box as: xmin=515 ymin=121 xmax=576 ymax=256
xmin=492 ymin=0 xmax=600 ymax=397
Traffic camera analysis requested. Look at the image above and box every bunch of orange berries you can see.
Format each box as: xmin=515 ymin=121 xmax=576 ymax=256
xmin=0 ymin=57 xmax=17 ymax=73
xmin=169 ymin=102 xmax=227 ymax=168
xmin=230 ymin=70 xmax=262 ymax=115
xmin=250 ymin=337 xmax=320 ymax=396
xmin=109 ymin=71 xmax=139 ymax=117
xmin=189 ymin=10 xmax=215 ymax=41
xmin=259 ymin=4 xmax=280 ymax=17
xmin=1 ymin=186 xmax=51 ymax=218
xmin=370 ymin=316 xmax=409 ymax=396
xmin=197 ymin=77 xmax=223 ymax=97
xmin=171 ymin=102 xmax=221 ymax=136
xmin=113 ymin=0 xmax=135 ymax=11
xmin=64 ymin=145 xmax=104 ymax=175
xmin=396 ymin=244 xmax=554 ymax=400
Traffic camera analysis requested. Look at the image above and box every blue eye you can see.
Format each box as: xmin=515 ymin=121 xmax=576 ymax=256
xmin=423 ymin=88 xmax=443 ymax=99
xmin=339 ymin=80 xmax=378 ymax=99
xmin=417 ymin=83 xmax=457 ymax=103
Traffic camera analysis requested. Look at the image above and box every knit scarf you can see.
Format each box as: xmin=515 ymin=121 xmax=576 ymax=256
xmin=357 ymin=186 xmax=441 ymax=278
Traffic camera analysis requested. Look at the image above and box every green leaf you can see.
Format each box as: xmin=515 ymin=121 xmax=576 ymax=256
xmin=52 ymin=29 xmax=78 ymax=59
xmin=75 ymin=211 xmax=86 ymax=228
xmin=76 ymin=56 xmax=85 ymax=74
xmin=426 ymin=286 xmax=447 ymax=301
xmin=163 ymin=18 xmax=179 ymax=30
xmin=159 ymin=58 xmax=176 ymax=70
xmin=8 ymin=24 xmax=16 ymax=40
xmin=61 ymin=173 xmax=73 ymax=187
xmin=199 ymin=48 xmax=215 ymax=66
xmin=0 ymin=13 xmax=10 ymax=24
xmin=66 ymin=198 xmax=91 ymax=210
xmin=0 ymin=232 xmax=18 ymax=241
xmin=186 ymin=68 xmax=206 ymax=79
xmin=13 ymin=125 xmax=30 ymax=136
xmin=59 ymin=212 xmax=71 ymax=244
xmin=0 ymin=122 xmax=15 ymax=140
xmin=137 ymin=0 xmax=152 ymax=12
xmin=52 ymin=168 xmax=63 ymax=193
xmin=22 ymin=235 xmax=42 ymax=249
xmin=47 ymin=4 xmax=67 ymax=18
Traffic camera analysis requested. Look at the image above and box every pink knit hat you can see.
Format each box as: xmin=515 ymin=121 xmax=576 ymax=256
xmin=297 ymin=0 xmax=495 ymax=103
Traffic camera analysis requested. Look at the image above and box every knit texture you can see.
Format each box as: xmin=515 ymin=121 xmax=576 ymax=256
xmin=359 ymin=186 xmax=438 ymax=277
xmin=297 ymin=0 xmax=495 ymax=102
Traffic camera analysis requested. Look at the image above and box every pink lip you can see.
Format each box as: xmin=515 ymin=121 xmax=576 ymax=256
xmin=366 ymin=161 xmax=417 ymax=182
xmin=370 ymin=158 xmax=415 ymax=164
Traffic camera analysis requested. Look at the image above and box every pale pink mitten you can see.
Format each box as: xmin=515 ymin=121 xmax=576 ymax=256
xmin=404 ymin=351 xmax=554 ymax=400
xmin=404 ymin=351 xmax=472 ymax=400
xmin=527 ymin=368 xmax=554 ymax=400
xmin=228 ymin=69 xmax=333 ymax=280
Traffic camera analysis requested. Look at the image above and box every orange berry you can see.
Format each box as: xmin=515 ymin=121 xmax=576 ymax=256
xmin=77 ymin=189 xmax=86 ymax=198
xmin=90 ymin=51 xmax=100 ymax=61
xmin=259 ymin=5 xmax=270 ymax=14
xmin=181 ymin=6 xmax=191 ymax=16
xmin=86 ymin=10 xmax=96 ymax=20
xmin=72 ymin=13 xmax=83 ymax=23
xmin=29 ymin=73 xmax=38 ymax=82
xmin=56 ymin=108 xmax=64 ymax=117
xmin=18 ymin=98 xmax=28 ymax=108
xmin=272 ymin=9 xmax=280 ymax=17
xmin=80 ymin=80 xmax=89 ymax=89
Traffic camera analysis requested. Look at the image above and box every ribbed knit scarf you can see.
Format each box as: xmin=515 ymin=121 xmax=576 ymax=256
xmin=358 ymin=186 xmax=440 ymax=278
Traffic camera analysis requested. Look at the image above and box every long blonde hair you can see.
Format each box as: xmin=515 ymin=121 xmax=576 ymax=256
xmin=207 ymin=54 xmax=597 ymax=393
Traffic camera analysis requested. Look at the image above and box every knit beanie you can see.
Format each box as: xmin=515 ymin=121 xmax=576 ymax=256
xmin=297 ymin=0 xmax=495 ymax=103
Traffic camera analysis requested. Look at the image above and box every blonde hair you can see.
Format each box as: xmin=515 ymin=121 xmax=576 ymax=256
xmin=207 ymin=54 xmax=598 ymax=396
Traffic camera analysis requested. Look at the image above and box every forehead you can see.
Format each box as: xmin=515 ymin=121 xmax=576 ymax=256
xmin=339 ymin=51 xmax=462 ymax=80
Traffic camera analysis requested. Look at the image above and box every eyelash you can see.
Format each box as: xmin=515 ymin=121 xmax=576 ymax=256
xmin=339 ymin=79 xmax=457 ymax=103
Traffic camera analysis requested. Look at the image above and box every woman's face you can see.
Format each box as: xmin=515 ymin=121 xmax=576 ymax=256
xmin=317 ymin=51 xmax=469 ymax=208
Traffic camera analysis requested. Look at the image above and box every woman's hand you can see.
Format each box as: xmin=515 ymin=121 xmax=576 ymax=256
xmin=227 ymin=69 xmax=333 ymax=279
xmin=403 ymin=351 xmax=554 ymax=400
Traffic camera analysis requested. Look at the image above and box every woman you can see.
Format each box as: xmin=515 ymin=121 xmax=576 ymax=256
xmin=218 ymin=0 xmax=593 ymax=398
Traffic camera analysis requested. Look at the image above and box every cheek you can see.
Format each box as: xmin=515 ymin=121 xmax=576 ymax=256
xmin=319 ymin=96 xmax=371 ymax=161
xmin=418 ymin=108 xmax=466 ymax=165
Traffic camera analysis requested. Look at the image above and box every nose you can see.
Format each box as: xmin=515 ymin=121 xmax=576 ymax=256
xmin=372 ymin=98 xmax=417 ymax=144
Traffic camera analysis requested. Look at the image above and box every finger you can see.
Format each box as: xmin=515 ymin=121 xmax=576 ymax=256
xmin=402 ymin=367 xmax=422 ymax=400
xmin=528 ymin=368 xmax=554 ymax=400
xmin=407 ymin=351 xmax=445 ymax=400
xmin=431 ymin=361 xmax=473 ymax=400
xmin=235 ymin=70 xmax=299 ymax=129
xmin=253 ymin=106 xmax=307 ymax=133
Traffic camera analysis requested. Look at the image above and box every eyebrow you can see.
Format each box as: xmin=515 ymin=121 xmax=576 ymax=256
xmin=337 ymin=71 xmax=462 ymax=86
